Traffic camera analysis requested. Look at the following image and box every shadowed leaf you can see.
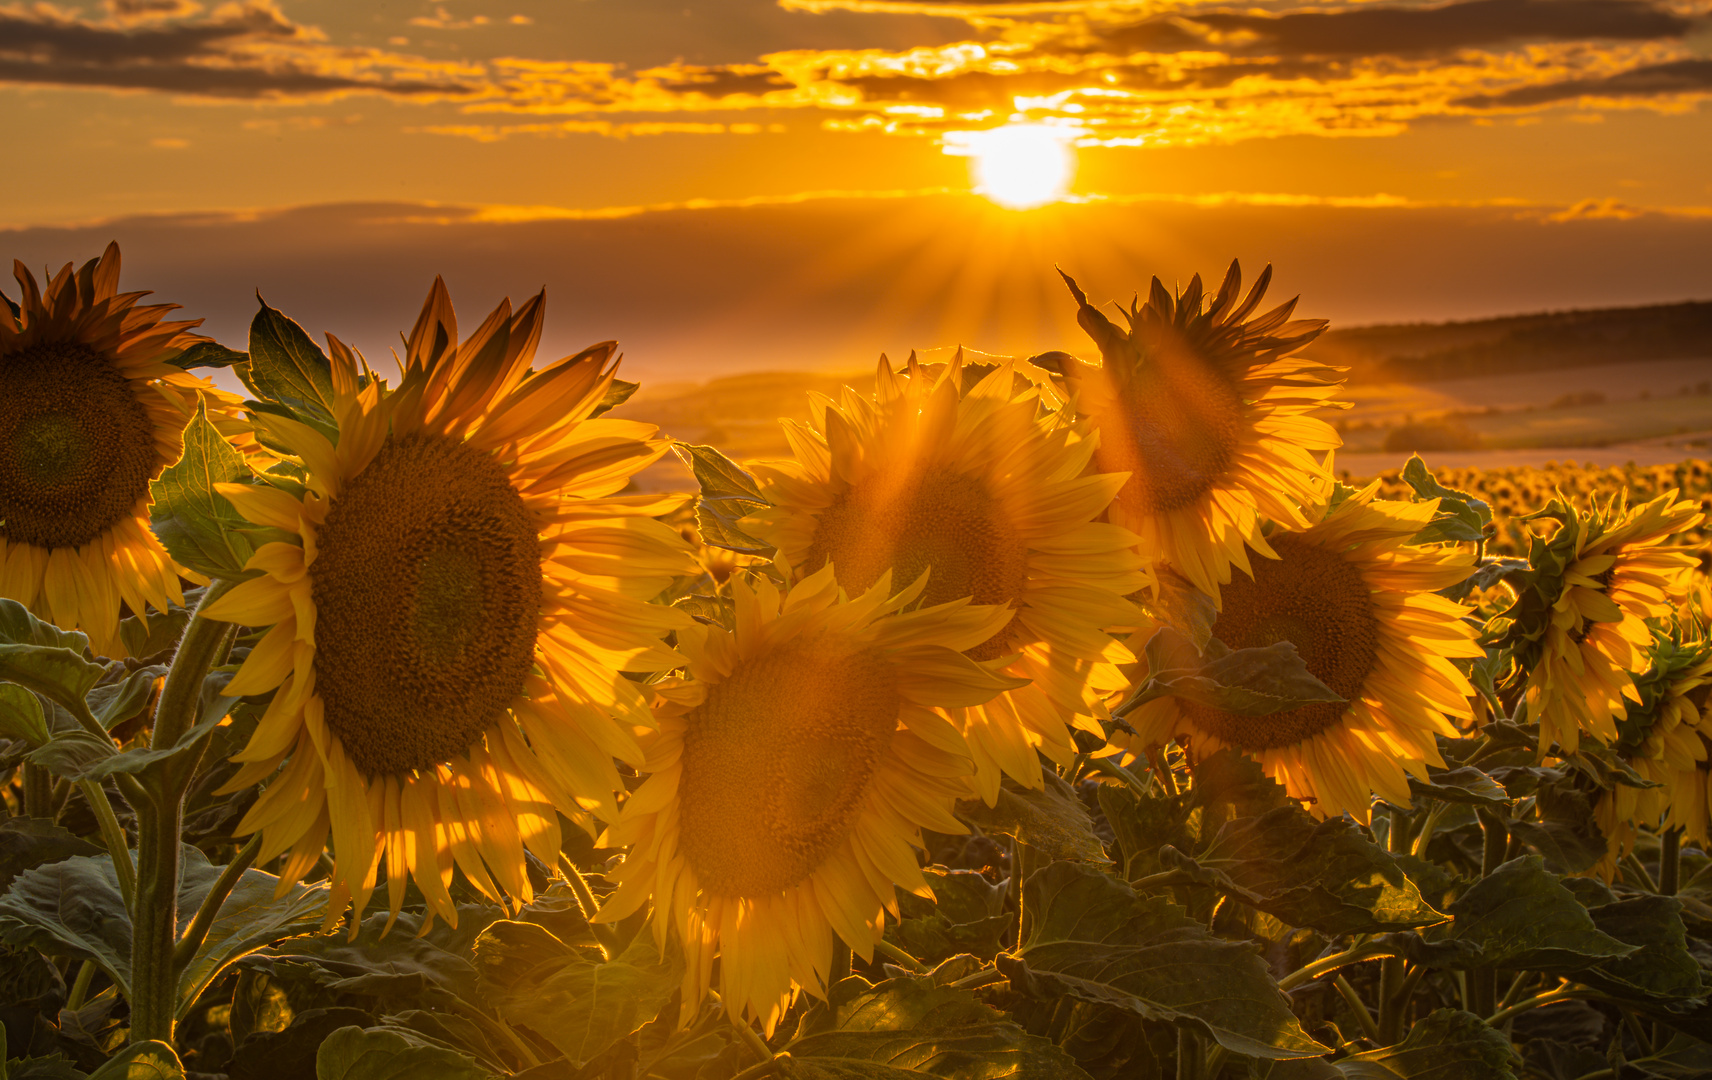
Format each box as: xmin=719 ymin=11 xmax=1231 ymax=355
xmin=998 ymin=861 xmax=1327 ymax=1060
xmin=1443 ymin=855 xmax=1633 ymax=971
xmin=1345 ymin=1009 xmax=1520 ymax=1080
xmin=956 ymin=773 xmax=1108 ymax=864
xmin=86 ymin=1039 xmax=185 ymax=1080
xmin=245 ymin=298 xmax=337 ymax=424
xmin=149 ymin=401 xmax=257 ymax=580
xmin=314 ymin=1026 xmax=494 ymax=1080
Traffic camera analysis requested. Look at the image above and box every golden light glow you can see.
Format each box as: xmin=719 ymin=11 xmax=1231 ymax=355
xmin=947 ymin=124 xmax=1075 ymax=210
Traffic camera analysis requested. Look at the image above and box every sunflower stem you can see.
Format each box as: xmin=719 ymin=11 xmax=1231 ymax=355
xmin=557 ymin=853 xmax=621 ymax=959
xmin=1660 ymin=828 xmax=1682 ymax=896
xmin=126 ymin=580 xmax=238 ymax=1047
xmin=872 ymin=939 xmax=929 ymax=973
xmin=82 ymin=778 xmax=135 ymax=909
xmin=66 ymin=960 xmax=97 ymax=1013
xmin=830 ymin=939 xmax=852 ymax=986
xmin=1278 ymin=939 xmax=1395 ymax=993
xmin=728 ymin=1002 xmax=777 ymax=1066
xmin=1622 ymin=852 xmax=1660 ymax=893
xmin=21 ymin=762 xmax=51 ymax=817
xmin=1484 ymin=984 xmax=1587 ymax=1027
xmin=171 ymin=832 xmax=261 ymax=974
xmin=729 ymin=1052 xmax=788 ymax=1080
xmin=1333 ymin=974 xmax=1381 ymax=1044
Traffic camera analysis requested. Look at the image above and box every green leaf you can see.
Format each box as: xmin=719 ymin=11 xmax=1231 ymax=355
xmin=955 ymin=773 xmax=1109 ymax=864
xmin=890 ymin=868 xmax=1011 ymax=964
xmin=1442 ymin=855 xmax=1634 ymax=971
xmin=5 ymin=1055 xmax=91 ymax=1080
xmin=782 ymin=974 xmax=1090 ymax=1078
xmin=171 ymin=340 xmax=249 ymax=370
xmin=0 ymin=817 xmax=101 ymax=894
xmin=86 ymin=1040 xmax=184 ymax=1080
xmin=1400 ymin=455 xmax=1491 ymax=546
xmin=673 ymin=443 xmax=774 ymax=555
xmin=1405 ymin=766 xmax=1511 ymax=808
xmin=26 ymin=731 xmax=121 ymax=781
xmin=118 ymin=605 xmax=190 ymax=662
xmin=0 ymin=598 xmax=89 ymax=652
xmin=1097 ymin=782 xmax=1193 ymax=882
xmin=1441 ymin=558 xmax=1530 ymax=603
xmin=0 ymin=848 xmax=327 ymax=1012
xmin=591 ymin=377 xmax=640 ymax=418
xmin=0 ymin=644 xmax=104 ymax=715
xmin=0 ymin=682 xmax=49 ymax=745
xmin=1577 ymin=896 xmax=1706 ymax=1005
xmin=1345 ymin=1009 xmax=1519 ymax=1080
xmin=148 ymin=399 xmax=258 ymax=580
xmin=88 ymin=664 xmax=168 ymax=729
xmin=1135 ymin=566 xmax=1217 ymax=653
xmin=1000 ymin=861 xmax=1328 ymax=1060
xmin=1167 ymin=806 xmax=1446 ymax=935
xmin=73 ymin=673 xmax=239 ymax=785
xmin=315 ymin=1026 xmax=495 ymax=1080
xmin=1503 ymin=779 xmax=1607 ymax=876
xmin=475 ymin=922 xmax=681 ymax=1064
xmin=244 ymin=297 xmax=337 ymax=423
xmin=1120 ymin=630 xmax=1343 ymax=719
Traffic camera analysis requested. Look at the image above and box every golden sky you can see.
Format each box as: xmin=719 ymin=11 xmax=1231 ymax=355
xmin=5 ymin=0 xmax=1712 ymax=377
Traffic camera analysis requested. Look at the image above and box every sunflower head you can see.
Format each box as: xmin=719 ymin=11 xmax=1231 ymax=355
xmin=205 ymin=278 xmax=695 ymax=932
xmin=1056 ymin=261 xmax=1343 ymax=604
xmin=0 ymin=242 xmax=242 ymax=654
xmin=1121 ymin=486 xmax=1480 ymax=822
xmin=1589 ymin=628 xmax=1712 ymax=877
xmin=741 ymin=354 xmax=1147 ymax=803
xmin=1499 ymin=490 xmax=1705 ymax=756
xmin=597 ymin=567 xmax=1022 ymax=1032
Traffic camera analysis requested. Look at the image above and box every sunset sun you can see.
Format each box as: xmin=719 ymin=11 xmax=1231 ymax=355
xmin=948 ymin=124 xmax=1076 ymax=209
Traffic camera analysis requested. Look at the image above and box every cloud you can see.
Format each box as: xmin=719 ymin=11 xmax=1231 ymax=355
xmin=1456 ymin=56 xmax=1712 ymax=105
xmin=0 ymin=1 xmax=489 ymax=100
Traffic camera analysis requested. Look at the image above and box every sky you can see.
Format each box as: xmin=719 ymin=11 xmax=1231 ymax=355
xmin=4 ymin=0 xmax=1712 ymax=380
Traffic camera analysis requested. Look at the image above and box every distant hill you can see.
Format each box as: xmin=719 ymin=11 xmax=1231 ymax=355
xmin=1308 ymin=300 xmax=1712 ymax=383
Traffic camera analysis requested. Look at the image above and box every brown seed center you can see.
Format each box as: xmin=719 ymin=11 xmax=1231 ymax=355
xmin=1093 ymin=335 xmax=1246 ymax=515
xmin=0 ymin=341 xmax=159 ymax=550
xmin=1179 ymin=533 xmax=1378 ymax=750
xmin=309 ymin=432 xmax=542 ymax=777
xmin=805 ymin=469 xmax=1028 ymax=660
xmin=677 ymin=642 xmax=899 ymax=897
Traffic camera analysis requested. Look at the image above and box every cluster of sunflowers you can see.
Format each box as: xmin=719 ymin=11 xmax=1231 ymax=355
xmin=4 ymin=242 xmax=1712 ymax=1079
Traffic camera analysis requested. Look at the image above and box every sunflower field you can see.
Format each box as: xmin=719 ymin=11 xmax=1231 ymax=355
xmin=4 ymin=245 xmax=1712 ymax=1080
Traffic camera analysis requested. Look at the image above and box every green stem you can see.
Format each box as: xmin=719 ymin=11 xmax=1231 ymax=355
xmin=1411 ymin=804 xmax=1447 ymax=860
xmin=727 ymin=999 xmax=776 ymax=1066
xmin=66 ymin=960 xmax=97 ymax=1012
xmin=1660 ymin=828 xmax=1682 ymax=896
xmin=1377 ymin=957 xmax=1407 ymax=1044
xmin=729 ymin=1054 xmax=788 ymax=1080
xmin=830 ymin=939 xmax=852 ymax=986
xmin=171 ymin=833 xmax=261 ymax=973
xmin=446 ymin=995 xmax=542 ymax=1069
xmin=558 ymin=853 xmax=622 ymax=960
xmin=1175 ymin=1026 xmax=1201 ymax=1080
xmin=22 ymin=762 xmax=51 ymax=817
xmin=949 ymin=967 xmax=1008 ymax=991
xmin=1471 ymin=807 xmax=1509 ymax=1019
xmin=81 ymin=778 xmax=135 ymax=909
xmin=1485 ymin=985 xmax=1583 ymax=1027
xmin=1334 ymin=974 xmax=1381 ymax=1044
xmin=1087 ymin=756 xmax=1152 ymax=798
xmin=126 ymin=581 xmax=236 ymax=1046
xmin=1279 ymin=940 xmax=1395 ymax=992
xmin=1622 ymin=852 xmax=1660 ymax=893
xmin=872 ymin=939 xmax=929 ymax=973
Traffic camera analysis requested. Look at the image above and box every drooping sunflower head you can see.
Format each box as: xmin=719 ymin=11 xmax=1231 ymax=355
xmin=741 ymin=355 xmax=1149 ymax=804
xmin=1593 ymin=629 xmax=1712 ymax=876
xmin=206 ymin=278 xmax=696 ymax=931
xmin=1122 ymin=487 xmax=1481 ymax=822
xmin=1501 ymin=490 xmax=1705 ymax=757
xmin=596 ymin=567 xmax=1023 ymax=1033
xmin=1058 ymin=262 xmax=1343 ymax=604
xmin=0 ymin=242 xmax=242 ymax=654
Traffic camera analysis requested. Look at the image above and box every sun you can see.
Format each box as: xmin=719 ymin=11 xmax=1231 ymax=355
xmin=947 ymin=124 xmax=1075 ymax=209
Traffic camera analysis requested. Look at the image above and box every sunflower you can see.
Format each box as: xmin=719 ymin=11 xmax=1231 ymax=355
xmin=0 ymin=242 xmax=245 ymax=655
xmin=1057 ymin=261 xmax=1343 ymax=605
xmin=596 ymin=568 xmax=1022 ymax=1032
xmin=739 ymin=356 xmax=1149 ymax=804
xmin=204 ymin=279 xmax=696 ymax=930
xmin=1593 ymin=629 xmax=1712 ymax=877
xmin=1121 ymin=487 xmax=1481 ymax=822
xmin=1502 ymin=491 xmax=1704 ymax=757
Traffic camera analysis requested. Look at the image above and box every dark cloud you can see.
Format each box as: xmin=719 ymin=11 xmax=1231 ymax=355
xmin=1456 ymin=57 xmax=1712 ymax=106
xmin=1080 ymin=0 xmax=1693 ymax=58
xmin=0 ymin=3 xmax=483 ymax=100
xmin=654 ymin=65 xmax=795 ymax=96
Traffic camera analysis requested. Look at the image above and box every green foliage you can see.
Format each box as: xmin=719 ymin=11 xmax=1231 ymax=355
xmin=242 ymin=297 xmax=338 ymax=427
xmin=1344 ymin=1010 xmax=1519 ymax=1079
xmin=675 ymin=442 xmax=774 ymax=555
xmin=1119 ymin=628 xmax=1344 ymax=719
xmin=954 ymin=773 xmax=1108 ymax=864
xmin=147 ymin=400 xmax=257 ymax=580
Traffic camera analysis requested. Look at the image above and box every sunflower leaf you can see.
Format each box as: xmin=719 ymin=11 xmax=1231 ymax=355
xmin=476 ymin=924 xmax=682 ymax=1064
xmin=675 ymin=443 xmax=775 ymax=556
xmin=782 ymin=973 xmax=1091 ymax=1078
xmin=314 ymin=1026 xmax=495 ymax=1080
xmin=999 ymin=860 xmax=1329 ymax=1060
xmin=1404 ymin=766 xmax=1512 ymax=808
xmin=86 ymin=1039 xmax=185 ymax=1080
xmin=1343 ymin=1009 xmax=1521 ymax=1080
xmin=149 ymin=399 xmax=258 ymax=580
xmin=1576 ymin=896 xmax=1706 ymax=1006
xmin=1162 ymin=805 xmax=1446 ymax=935
xmin=955 ymin=772 xmax=1109 ymax=864
xmin=0 ymin=599 xmax=91 ymax=653
xmin=0 ymin=682 xmax=49 ymax=746
xmin=244 ymin=297 xmax=338 ymax=424
xmin=0 ymin=817 xmax=101 ymax=895
xmin=1119 ymin=629 xmax=1343 ymax=718
xmin=1438 ymin=855 xmax=1635 ymax=971
xmin=171 ymin=340 xmax=249 ymax=371
xmin=0 ymin=849 xmax=327 ymax=1012
xmin=592 ymin=377 xmax=641 ymax=418
xmin=1401 ymin=455 xmax=1491 ymax=546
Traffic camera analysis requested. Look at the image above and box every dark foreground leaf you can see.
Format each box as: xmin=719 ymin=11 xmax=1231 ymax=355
xmin=956 ymin=773 xmax=1108 ymax=864
xmin=1442 ymin=856 xmax=1633 ymax=971
xmin=998 ymin=861 xmax=1327 ymax=1059
xmin=315 ymin=1026 xmax=494 ymax=1080
xmin=1345 ymin=1009 xmax=1519 ymax=1080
